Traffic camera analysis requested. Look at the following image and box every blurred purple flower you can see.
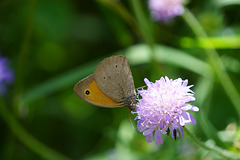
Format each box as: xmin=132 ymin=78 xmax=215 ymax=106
xmin=148 ymin=0 xmax=185 ymax=22
xmin=133 ymin=77 xmax=199 ymax=145
xmin=0 ymin=55 xmax=14 ymax=95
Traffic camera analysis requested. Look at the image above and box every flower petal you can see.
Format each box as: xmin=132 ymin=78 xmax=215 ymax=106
xmin=137 ymin=120 xmax=147 ymax=132
xmin=179 ymin=116 xmax=185 ymax=126
xmin=146 ymin=133 xmax=153 ymax=143
xmin=182 ymin=79 xmax=188 ymax=87
xmin=192 ymin=106 xmax=199 ymax=112
xmin=179 ymin=126 xmax=184 ymax=138
xmin=188 ymin=113 xmax=196 ymax=125
xmin=144 ymin=78 xmax=151 ymax=86
xmin=143 ymin=128 xmax=155 ymax=136
xmin=155 ymin=129 xmax=163 ymax=145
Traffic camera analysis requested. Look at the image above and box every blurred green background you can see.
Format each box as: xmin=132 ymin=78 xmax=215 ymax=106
xmin=1 ymin=0 xmax=240 ymax=159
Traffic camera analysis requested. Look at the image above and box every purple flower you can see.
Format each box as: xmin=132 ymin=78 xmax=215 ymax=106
xmin=0 ymin=55 xmax=14 ymax=95
xmin=148 ymin=0 xmax=185 ymax=22
xmin=133 ymin=77 xmax=199 ymax=145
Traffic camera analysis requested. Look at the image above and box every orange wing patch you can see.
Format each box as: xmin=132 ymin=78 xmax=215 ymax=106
xmin=84 ymin=80 xmax=123 ymax=107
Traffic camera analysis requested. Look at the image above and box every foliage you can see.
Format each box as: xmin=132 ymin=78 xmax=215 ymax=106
xmin=0 ymin=0 xmax=240 ymax=159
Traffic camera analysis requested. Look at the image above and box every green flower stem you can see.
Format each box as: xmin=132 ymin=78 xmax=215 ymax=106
xmin=96 ymin=0 xmax=141 ymax=38
xmin=129 ymin=0 xmax=154 ymax=45
xmin=12 ymin=0 xmax=36 ymax=115
xmin=184 ymin=127 xmax=240 ymax=159
xmin=0 ymin=99 xmax=72 ymax=160
xmin=182 ymin=8 xmax=240 ymax=119
xmin=130 ymin=0 xmax=162 ymax=76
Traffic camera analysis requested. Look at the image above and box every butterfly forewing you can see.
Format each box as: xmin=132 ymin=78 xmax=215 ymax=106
xmin=94 ymin=56 xmax=136 ymax=105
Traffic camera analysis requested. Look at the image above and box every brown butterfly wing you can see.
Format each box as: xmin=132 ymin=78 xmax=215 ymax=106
xmin=94 ymin=56 xmax=136 ymax=106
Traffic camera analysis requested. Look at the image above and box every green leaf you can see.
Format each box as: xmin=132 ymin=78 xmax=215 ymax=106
xmin=125 ymin=44 xmax=213 ymax=78
xmin=214 ymin=0 xmax=240 ymax=8
xmin=180 ymin=36 xmax=240 ymax=49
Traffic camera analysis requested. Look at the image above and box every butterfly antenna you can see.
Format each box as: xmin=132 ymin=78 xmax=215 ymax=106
xmin=127 ymin=108 xmax=135 ymax=130
xmin=135 ymin=85 xmax=147 ymax=90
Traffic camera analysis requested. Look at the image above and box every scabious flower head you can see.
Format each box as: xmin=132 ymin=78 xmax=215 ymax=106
xmin=148 ymin=0 xmax=185 ymax=22
xmin=0 ymin=55 xmax=14 ymax=95
xmin=133 ymin=77 xmax=199 ymax=145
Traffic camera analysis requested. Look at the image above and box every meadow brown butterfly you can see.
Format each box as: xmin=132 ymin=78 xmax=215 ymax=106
xmin=74 ymin=55 xmax=136 ymax=109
